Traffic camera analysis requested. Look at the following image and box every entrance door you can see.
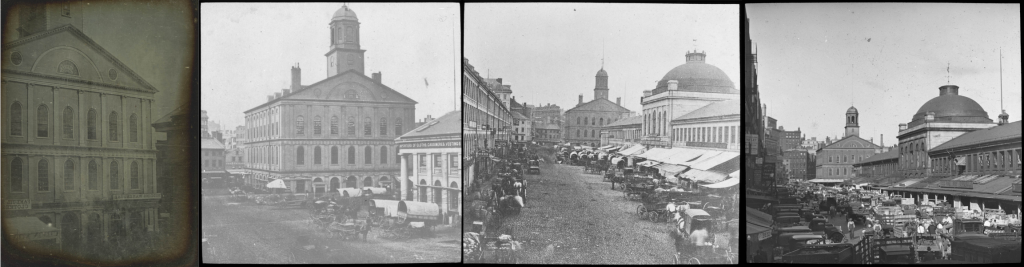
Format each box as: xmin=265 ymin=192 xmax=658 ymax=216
xmin=295 ymin=180 xmax=306 ymax=193
xmin=61 ymin=214 xmax=81 ymax=252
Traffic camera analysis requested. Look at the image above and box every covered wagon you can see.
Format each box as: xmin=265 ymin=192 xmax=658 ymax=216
xmin=398 ymin=201 xmax=443 ymax=227
xmin=366 ymin=199 xmax=401 ymax=227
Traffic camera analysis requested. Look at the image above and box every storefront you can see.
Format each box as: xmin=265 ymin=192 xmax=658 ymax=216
xmin=397 ymin=111 xmax=462 ymax=226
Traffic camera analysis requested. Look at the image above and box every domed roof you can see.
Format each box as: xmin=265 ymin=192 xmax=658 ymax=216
xmin=847 ymin=106 xmax=858 ymax=113
xmin=596 ymin=68 xmax=607 ymax=77
xmin=654 ymin=57 xmax=737 ymax=94
xmin=910 ymin=85 xmax=992 ymax=126
xmin=333 ymin=5 xmax=358 ymax=21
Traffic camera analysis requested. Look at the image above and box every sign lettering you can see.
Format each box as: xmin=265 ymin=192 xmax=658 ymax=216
xmin=398 ymin=141 xmax=460 ymax=149
xmin=17 ymin=230 xmax=59 ymax=241
xmin=4 ymin=199 xmax=30 ymax=210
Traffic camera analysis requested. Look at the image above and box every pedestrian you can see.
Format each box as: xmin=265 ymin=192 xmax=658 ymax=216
xmin=848 ymin=220 xmax=856 ymax=238
xmin=917 ymin=223 xmax=925 ymax=235
xmin=984 ymin=218 xmax=991 ymax=233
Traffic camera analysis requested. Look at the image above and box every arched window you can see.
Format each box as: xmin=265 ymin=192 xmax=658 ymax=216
xmin=576 ymin=129 xmax=580 ymax=137
xmin=331 ymin=146 xmax=339 ymax=164
xmin=394 ymin=119 xmax=402 ymax=135
xmin=38 ymin=105 xmax=49 ymax=137
xmin=380 ymin=118 xmax=388 ymax=136
xmin=88 ymin=160 xmax=98 ymax=190
xmin=109 ymin=161 xmax=119 ymax=190
xmin=347 ymin=117 xmax=356 ymax=135
xmin=11 ymin=158 xmax=23 ymax=192
xmin=380 ymin=146 xmax=388 ymax=164
xmin=592 ymin=117 xmax=596 ymax=125
xmin=599 ymin=118 xmax=604 ymax=125
xmin=583 ymin=130 xmax=587 ymax=137
xmin=108 ymin=112 xmax=118 ymax=141
xmin=331 ymin=116 xmax=339 ymax=135
xmin=313 ymin=116 xmax=322 ymax=135
xmin=130 ymin=161 xmax=139 ymax=189
xmin=63 ymin=107 xmax=75 ymax=139
xmin=363 ymin=117 xmax=372 ymax=136
xmin=10 ymin=102 xmax=22 ymax=136
xmin=577 ymin=117 xmax=581 ymax=125
xmin=296 ymin=116 xmax=305 ymax=135
xmin=37 ymin=159 xmax=49 ymax=191
xmin=64 ymin=160 xmax=75 ymax=191
xmin=584 ymin=117 xmax=588 ymax=125
xmin=347 ymin=146 xmax=356 ymax=164
xmin=296 ymin=146 xmax=305 ymax=165
xmin=129 ymin=114 xmax=138 ymax=142
xmin=591 ymin=129 xmax=595 ymax=138
xmin=450 ymin=181 xmax=460 ymax=210
xmin=314 ymin=146 xmax=322 ymax=165
xmin=364 ymin=146 xmax=372 ymax=164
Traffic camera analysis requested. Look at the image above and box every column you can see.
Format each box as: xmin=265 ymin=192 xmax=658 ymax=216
xmin=412 ymin=153 xmax=419 ymax=201
xmin=53 ymin=87 xmax=58 ymax=145
xmin=121 ymin=96 xmax=126 ymax=148
xmin=100 ymin=93 xmax=106 ymax=147
xmin=427 ymin=153 xmax=434 ymax=204
xmin=400 ymin=154 xmax=408 ymax=200
xmin=78 ymin=91 xmax=85 ymax=146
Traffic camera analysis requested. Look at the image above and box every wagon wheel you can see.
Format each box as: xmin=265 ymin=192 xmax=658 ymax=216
xmin=648 ymin=211 xmax=661 ymax=222
xmin=637 ymin=205 xmax=647 ymax=217
xmin=673 ymin=253 xmax=681 ymax=264
xmin=688 ymin=257 xmax=701 ymax=264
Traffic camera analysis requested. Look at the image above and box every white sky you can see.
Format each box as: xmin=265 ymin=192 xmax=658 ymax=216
xmin=201 ymin=3 xmax=460 ymax=130
xmin=465 ymin=3 xmax=739 ymax=114
xmin=749 ymin=3 xmax=1021 ymax=146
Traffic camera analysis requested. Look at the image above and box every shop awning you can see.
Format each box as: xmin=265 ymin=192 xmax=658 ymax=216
xmin=702 ymin=177 xmax=739 ymax=188
xmin=636 ymin=148 xmax=671 ymax=160
xmin=266 ymin=179 xmax=288 ymax=189
xmin=4 ymin=217 xmax=59 ymax=241
xmin=747 ymin=223 xmax=771 ymax=240
xmin=679 ymin=169 xmax=729 ymax=184
xmin=618 ymin=144 xmax=646 ymax=156
xmin=637 ymin=161 xmax=660 ymax=167
xmin=655 ymin=163 xmax=689 ymax=175
xmin=597 ymin=145 xmax=614 ymax=150
xmin=689 ymin=152 xmax=740 ymax=171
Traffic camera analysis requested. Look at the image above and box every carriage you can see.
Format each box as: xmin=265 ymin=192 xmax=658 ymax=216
xmin=636 ymin=190 xmax=700 ymax=222
xmin=527 ymin=160 xmax=541 ymax=175
xmin=673 ymin=209 xmax=737 ymax=264
xmin=622 ymin=176 xmax=658 ymax=201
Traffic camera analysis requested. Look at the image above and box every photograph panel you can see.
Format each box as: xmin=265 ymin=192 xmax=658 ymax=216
xmin=463 ymin=3 xmax=740 ymax=264
xmin=744 ymin=3 xmax=1021 ymax=264
xmin=1 ymin=0 xmax=197 ymax=265
xmin=199 ymin=2 xmax=461 ymax=264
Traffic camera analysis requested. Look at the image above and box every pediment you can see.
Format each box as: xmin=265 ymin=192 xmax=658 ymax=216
xmin=2 ymin=25 xmax=157 ymax=92
xmin=822 ymin=136 xmax=880 ymax=150
xmin=283 ymin=70 xmax=416 ymax=104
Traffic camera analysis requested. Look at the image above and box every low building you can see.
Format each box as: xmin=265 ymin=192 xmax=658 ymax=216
xmin=201 ymin=138 xmax=228 ymax=183
xmin=783 ymin=149 xmax=811 ymax=181
xmin=853 ymin=149 xmax=899 ymax=185
xmin=601 ymin=115 xmax=642 ymax=147
xmin=397 ymin=110 xmax=461 ymax=225
xmin=534 ymin=123 xmax=562 ymax=146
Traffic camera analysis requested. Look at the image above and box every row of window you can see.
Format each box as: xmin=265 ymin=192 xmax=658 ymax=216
xmin=575 ymin=128 xmax=598 ymax=138
xmin=575 ymin=116 xmax=615 ymax=126
xmin=295 ymin=145 xmax=393 ymax=165
xmin=827 ymin=167 xmax=852 ymax=177
xmin=826 ymin=154 xmax=867 ymax=164
xmin=645 ymin=110 xmax=668 ymax=136
xmin=294 ymin=116 xmax=401 ymax=136
xmin=933 ymin=149 xmax=1022 ymax=174
xmin=9 ymin=102 xmax=139 ymax=142
xmin=204 ymin=160 xmax=222 ymax=168
xmin=8 ymin=158 xmax=143 ymax=192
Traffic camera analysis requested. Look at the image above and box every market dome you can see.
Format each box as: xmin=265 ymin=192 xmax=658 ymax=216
xmin=654 ymin=51 xmax=737 ymax=94
xmin=910 ymin=85 xmax=992 ymax=126
xmin=333 ymin=5 xmax=358 ymax=21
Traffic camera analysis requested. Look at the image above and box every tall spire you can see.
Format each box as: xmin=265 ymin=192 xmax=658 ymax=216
xmin=601 ymin=40 xmax=605 ymax=69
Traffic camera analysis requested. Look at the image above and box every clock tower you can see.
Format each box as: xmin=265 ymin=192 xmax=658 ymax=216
xmin=326 ymin=4 xmax=365 ymax=76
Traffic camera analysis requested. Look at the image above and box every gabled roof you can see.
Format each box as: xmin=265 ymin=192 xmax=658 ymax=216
xmin=673 ymin=99 xmax=740 ymax=121
xmin=565 ymin=98 xmax=630 ymax=113
xmin=820 ymin=135 xmax=881 ymax=150
xmin=201 ymin=138 xmax=225 ymax=149
xmin=397 ymin=110 xmax=460 ymax=139
xmin=855 ymin=149 xmax=898 ymax=166
xmin=605 ymin=115 xmax=643 ymax=128
xmin=154 ymin=104 xmax=188 ymax=125
xmin=930 ymin=120 xmax=1021 ymax=153
xmin=244 ymin=69 xmax=416 ymax=113
xmin=536 ymin=123 xmax=560 ymax=130
xmin=512 ymin=111 xmax=528 ymax=120
xmin=2 ymin=25 xmax=158 ymax=93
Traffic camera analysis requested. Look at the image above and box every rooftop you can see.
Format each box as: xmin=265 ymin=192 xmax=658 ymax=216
xmin=673 ymin=99 xmax=740 ymax=121
xmin=397 ymin=110 xmax=460 ymax=139
xmin=201 ymin=138 xmax=225 ymax=150
xmin=604 ymin=115 xmax=643 ymax=128
xmin=930 ymin=120 xmax=1021 ymax=153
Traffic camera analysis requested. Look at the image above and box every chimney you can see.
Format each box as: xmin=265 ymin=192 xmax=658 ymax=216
xmin=668 ymin=80 xmax=679 ymax=91
xmin=925 ymin=111 xmax=935 ymax=121
xmin=880 ymin=134 xmax=884 ymax=147
xmin=578 ymin=94 xmax=583 ymax=105
xmin=643 ymin=90 xmax=652 ymax=97
xmin=283 ymin=89 xmax=291 ymax=95
xmin=496 ymin=78 xmax=503 ymax=85
xmin=291 ymin=65 xmax=301 ymax=91
xmin=899 ymin=123 xmax=908 ymax=131
xmin=267 ymin=95 xmax=274 ymax=102
xmin=372 ymin=72 xmax=381 ymax=83
xmin=998 ymin=110 xmax=1009 ymax=125
xmin=616 ymin=97 xmax=621 ymax=106
xmin=938 ymin=85 xmax=959 ymax=96
xmin=275 ymin=92 xmax=282 ymax=99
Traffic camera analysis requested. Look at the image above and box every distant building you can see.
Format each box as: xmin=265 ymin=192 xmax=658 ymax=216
xmin=532 ymin=103 xmax=564 ymax=127
xmin=779 ymin=126 xmax=803 ymax=151
xmin=783 ymin=149 xmax=811 ymax=181
xmin=670 ymin=99 xmax=741 ymax=152
xmin=201 ymin=138 xmax=228 ymax=181
xmin=744 ymin=16 xmax=768 ymax=190
xmin=601 ymin=115 xmax=642 ymax=147
xmin=462 ymin=58 xmax=513 ymax=190
xmin=896 ymin=85 xmax=997 ymax=178
xmin=815 ymin=107 xmax=881 ymax=179
xmin=564 ymin=65 xmax=630 ymax=146
xmin=534 ymin=123 xmax=562 ymax=145
xmin=853 ymin=148 xmax=899 ymax=184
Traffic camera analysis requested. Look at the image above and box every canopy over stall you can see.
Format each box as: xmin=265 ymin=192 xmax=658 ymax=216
xmin=339 ymin=188 xmax=363 ymax=197
xmin=618 ymin=144 xmax=647 ymax=156
xmin=266 ymin=179 xmax=288 ymax=189
xmin=398 ymin=201 xmax=441 ymax=222
xmin=362 ymin=187 xmax=388 ymax=195
xmin=702 ymin=177 xmax=739 ymax=188
xmin=680 ymin=169 xmax=729 ymax=184
xmin=368 ymin=199 xmax=401 ymax=217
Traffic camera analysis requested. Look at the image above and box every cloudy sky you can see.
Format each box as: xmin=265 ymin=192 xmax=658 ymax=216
xmin=201 ymin=3 xmax=460 ymax=130
xmin=465 ymin=3 xmax=739 ymax=114
xmin=77 ymin=0 xmax=195 ymax=123
xmin=749 ymin=3 xmax=1021 ymax=146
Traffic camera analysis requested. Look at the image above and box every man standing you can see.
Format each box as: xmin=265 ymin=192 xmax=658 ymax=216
xmin=983 ymin=218 xmax=992 ymax=233
xmin=848 ymin=220 xmax=856 ymax=239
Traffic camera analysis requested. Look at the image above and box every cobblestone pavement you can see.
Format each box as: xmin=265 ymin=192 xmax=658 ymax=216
xmin=201 ymin=194 xmax=460 ymax=263
xmin=494 ymin=162 xmax=681 ymax=264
